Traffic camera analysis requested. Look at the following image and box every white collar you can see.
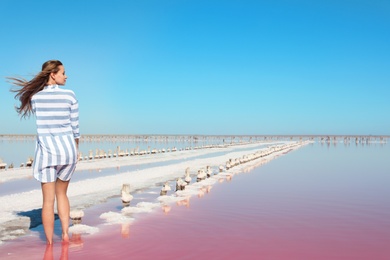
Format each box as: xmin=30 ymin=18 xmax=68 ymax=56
xmin=45 ymin=84 xmax=59 ymax=89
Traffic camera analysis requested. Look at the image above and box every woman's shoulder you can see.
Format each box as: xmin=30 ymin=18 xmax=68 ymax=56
xmin=58 ymin=87 xmax=75 ymax=94
xmin=57 ymin=87 xmax=77 ymax=98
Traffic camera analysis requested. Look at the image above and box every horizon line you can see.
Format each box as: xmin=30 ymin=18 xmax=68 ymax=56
xmin=0 ymin=134 xmax=389 ymax=138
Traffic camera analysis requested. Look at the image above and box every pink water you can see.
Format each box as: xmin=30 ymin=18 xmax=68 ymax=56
xmin=1 ymin=143 xmax=390 ymax=259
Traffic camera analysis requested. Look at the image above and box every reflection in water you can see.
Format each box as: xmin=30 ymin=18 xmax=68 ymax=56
xmin=42 ymin=236 xmax=82 ymax=260
xmin=121 ymin=223 xmax=131 ymax=239
xmin=198 ymin=188 xmax=205 ymax=198
xmin=226 ymin=174 xmax=233 ymax=181
xmin=194 ymin=185 xmax=214 ymax=198
xmin=176 ymin=197 xmax=190 ymax=207
xmin=162 ymin=204 xmax=171 ymax=215
xmin=60 ymin=242 xmax=68 ymax=260
xmin=69 ymin=233 xmax=84 ymax=250
xmin=43 ymin=244 xmax=53 ymax=260
xmin=242 ymin=158 xmax=270 ymax=173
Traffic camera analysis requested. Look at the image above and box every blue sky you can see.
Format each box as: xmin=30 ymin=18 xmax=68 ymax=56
xmin=1 ymin=0 xmax=389 ymax=135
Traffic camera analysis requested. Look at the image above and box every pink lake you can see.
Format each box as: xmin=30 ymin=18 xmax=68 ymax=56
xmin=1 ymin=143 xmax=390 ymax=259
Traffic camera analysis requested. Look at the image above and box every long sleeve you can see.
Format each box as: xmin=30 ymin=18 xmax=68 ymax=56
xmin=71 ymin=100 xmax=80 ymax=139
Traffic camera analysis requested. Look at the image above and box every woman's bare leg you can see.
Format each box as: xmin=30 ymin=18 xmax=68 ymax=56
xmin=56 ymin=179 xmax=70 ymax=242
xmin=41 ymin=182 xmax=56 ymax=244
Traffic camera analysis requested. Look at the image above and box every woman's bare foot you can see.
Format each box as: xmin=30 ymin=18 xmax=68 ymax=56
xmin=62 ymin=233 xmax=69 ymax=243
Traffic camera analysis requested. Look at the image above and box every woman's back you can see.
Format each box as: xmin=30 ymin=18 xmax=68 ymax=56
xmin=31 ymin=84 xmax=79 ymax=168
xmin=31 ymin=84 xmax=79 ymax=137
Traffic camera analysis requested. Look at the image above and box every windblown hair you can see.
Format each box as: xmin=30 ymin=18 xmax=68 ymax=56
xmin=8 ymin=60 xmax=63 ymax=118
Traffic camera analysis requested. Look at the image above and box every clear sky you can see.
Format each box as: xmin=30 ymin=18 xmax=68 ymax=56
xmin=1 ymin=0 xmax=389 ymax=135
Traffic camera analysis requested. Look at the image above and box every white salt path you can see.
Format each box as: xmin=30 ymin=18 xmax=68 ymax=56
xmin=0 ymin=141 xmax=310 ymax=244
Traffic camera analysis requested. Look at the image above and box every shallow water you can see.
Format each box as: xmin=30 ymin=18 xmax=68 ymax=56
xmin=1 ymin=142 xmax=389 ymax=259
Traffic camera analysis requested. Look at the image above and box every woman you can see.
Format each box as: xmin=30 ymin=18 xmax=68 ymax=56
xmin=9 ymin=60 xmax=80 ymax=244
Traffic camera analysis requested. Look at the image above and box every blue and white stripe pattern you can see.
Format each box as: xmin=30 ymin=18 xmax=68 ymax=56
xmin=31 ymin=84 xmax=80 ymax=182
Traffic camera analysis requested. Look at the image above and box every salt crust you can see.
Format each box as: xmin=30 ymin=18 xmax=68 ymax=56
xmin=68 ymin=224 xmax=99 ymax=235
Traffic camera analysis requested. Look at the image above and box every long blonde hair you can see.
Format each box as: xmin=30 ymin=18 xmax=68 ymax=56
xmin=8 ymin=60 xmax=63 ymax=118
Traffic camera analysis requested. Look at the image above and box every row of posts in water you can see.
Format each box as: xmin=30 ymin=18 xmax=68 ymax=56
xmin=0 ymin=135 xmax=388 ymax=170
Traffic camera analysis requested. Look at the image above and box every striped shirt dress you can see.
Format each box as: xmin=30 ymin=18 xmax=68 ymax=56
xmin=31 ymin=84 xmax=80 ymax=183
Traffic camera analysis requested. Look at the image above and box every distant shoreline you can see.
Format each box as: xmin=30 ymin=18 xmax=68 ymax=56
xmin=1 ymin=134 xmax=389 ymax=139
